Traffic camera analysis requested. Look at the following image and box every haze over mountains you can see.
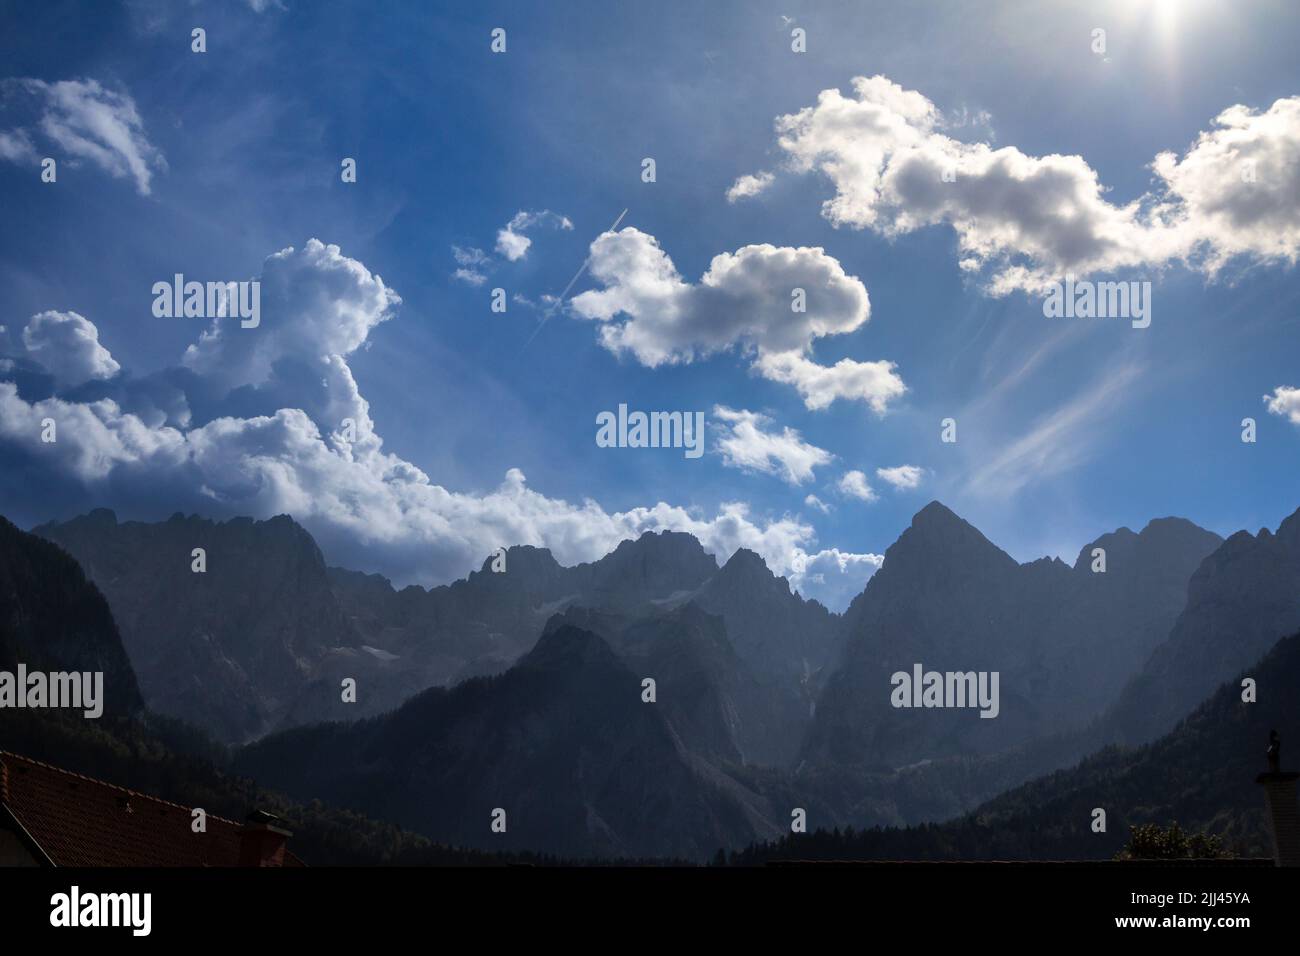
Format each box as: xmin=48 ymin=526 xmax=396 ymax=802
xmin=18 ymin=498 xmax=1300 ymax=859
xmin=36 ymin=509 xmax=366 ymax=742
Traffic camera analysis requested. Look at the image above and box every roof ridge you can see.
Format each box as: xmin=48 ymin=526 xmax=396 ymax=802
xmin=0 ymin=750 xmax=245 ymax=828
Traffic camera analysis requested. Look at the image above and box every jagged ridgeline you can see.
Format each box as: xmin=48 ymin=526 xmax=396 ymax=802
xmin=18 ymin=501 xmax=1300 ymax=860
xmin=235 ymin=623 xmax=790 ymax=859
xmin=35 ymin=511 xmax=836 ymax=750
xmin=0 ymin=516 xmax=586 ymax=866
xmin=0 ymin=515 xmax=142 ymax=717
xmin=803 ymin=502 xmax=1224 ymax=768
xmin=735 ymin=632 xmax=1300 ymax=863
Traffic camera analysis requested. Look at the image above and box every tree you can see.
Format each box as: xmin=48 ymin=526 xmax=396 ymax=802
xmin=1115 ymin=822 xmax=1229 ymax=860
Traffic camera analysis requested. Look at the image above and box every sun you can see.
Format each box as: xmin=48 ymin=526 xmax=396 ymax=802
xmin=1121 ymin=0 xmax=1212 ymax=91
xmin=1150 ymin=0 xmax=1185 ymax=34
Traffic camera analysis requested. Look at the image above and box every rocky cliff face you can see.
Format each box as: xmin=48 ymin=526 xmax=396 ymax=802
xmin=544 ymin=601 xmax=810 ymax=767
xmin=36 ymin=509 xmax=359 ymax=742
xmin=0 ymin=515 xmax=142 ymax=717
xmin=35 ymin=516 xmax=731 ymax=744
xmin=235 ymin=624 xmax=785 ymax=860
xmin=803 ymin=502 xmax=1222 ymax=768
xmin=329 ymin=530 xmax=723 ymax=694
xmin=36 ymin=497 xmax=1238 ymax=793
xmin=1105 ymin=507 xmax=1300 ymax=744
xmin=693 ymin=547 xmax=839 ymax=708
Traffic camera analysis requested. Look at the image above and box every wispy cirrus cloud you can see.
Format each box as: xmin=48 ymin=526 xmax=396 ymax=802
xmin=451 ymin=245 xmax=490 ymax=286
xmin=0 ymin=78 xmax=165 ymax=194
xmin=965 ymin=361 xmax=1145 ymax=499
xmin=0 ymin=128 xmax=36 ymax=162
xmin=804 ymin=493 xmax=831 ymax=514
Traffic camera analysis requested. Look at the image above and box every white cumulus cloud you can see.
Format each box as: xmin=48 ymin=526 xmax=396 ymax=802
xmin=1264 ymin=385 xmax=1300 ymax=425
xmin=726 ymin=170 xmax=774 ymax=203
xmin=876 ymin=464 xmax=924 ymax=490
xmin=495 ymin=209 xmax=573 ymax=262
xmin=837 ymin=469 xmax=877 ymax=502
xmin=752 ymin=350 xmax=905 ymax=413
xmin=1154 ymin=97 xmax=1300 ymax=274
xmin=0 ymin=239 xmax=876 ymax=610
xmin=789 ymin=547 xmax=883 ymax=611
xmin=182 ymin=239 xmax=400 ymax=392
xmin=569 ymin=227 xmax=904 ymax=411
xmin=21 ymin=310 xmax=121 ymax=388
xmin=712 ymin=406 xmax=832 ymax=485
xmin=741 ymin=74 xmax=1300 ymax=294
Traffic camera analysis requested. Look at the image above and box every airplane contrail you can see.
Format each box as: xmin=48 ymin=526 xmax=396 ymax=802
xmin=522 ymin=207 xmax=628 ymax=349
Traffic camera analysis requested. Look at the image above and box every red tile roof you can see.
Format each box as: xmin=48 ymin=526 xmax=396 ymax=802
xmin=0 ymin=751 xmax=304 ymax=867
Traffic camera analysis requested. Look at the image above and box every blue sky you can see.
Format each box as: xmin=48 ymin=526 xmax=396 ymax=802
xmin=1 ymin=0 xmax=1298 ymax=610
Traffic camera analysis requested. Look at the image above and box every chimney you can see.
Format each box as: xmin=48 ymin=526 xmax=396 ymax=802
xmin=238 ymin=809 xmax=292 ymax=867
xmin=1255 ymin=729 xmax=1300 ymax=867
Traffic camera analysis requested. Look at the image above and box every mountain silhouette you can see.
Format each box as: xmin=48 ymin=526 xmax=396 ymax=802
xmin=693 ymin=546 xmax=839 ymax=714
xmin=328 ymin=530 xmax=721 ymax=690
xmin=17 ymin=498 xmax=1298 ymax=861
xmin=0 ymin=515 xmax=141 ymax=717
xmin=736 ymin=629 xmax=1300 ymax=862
xmin=1104 ymin=506 xmax=1300 ymax=745
xmin=235 ymin=623 xmax=786 ymax=859
xmin=34 ymin=516 xmax=730 ymax=744
xmin=543 ymin=602 xmax=810 ymax=766
xmin=803 ymin=501 xmax=1221 ymax=768
xmin=36 ymin=509 xmax=364 ymax=742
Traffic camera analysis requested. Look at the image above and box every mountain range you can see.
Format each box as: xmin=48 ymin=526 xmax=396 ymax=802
xmin=0 ymin=514 xmax=141 ymax=718
xmin=735 ymin=630 xmax=1300 ymax=863
xmin=236 ymin=620 xmax=793 ymax=859
xmin=36 ymin=513 xmax=834 ymax=752
xmin=1104 ymin=507 xmax=1300 ymax=745
xmin=802 ymin=502 xmax=1224 ymax=768
xmin=20 ymin=499 xmax=1300 ymax=859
